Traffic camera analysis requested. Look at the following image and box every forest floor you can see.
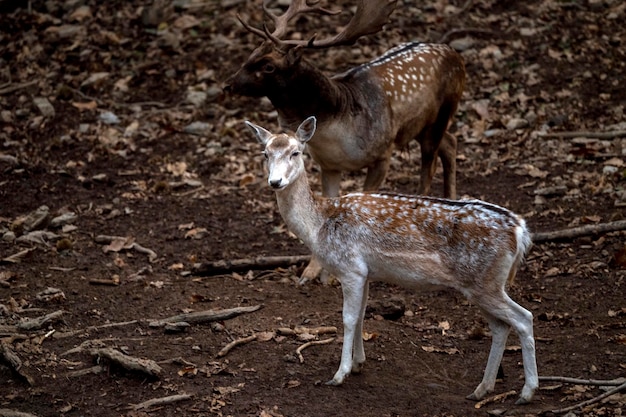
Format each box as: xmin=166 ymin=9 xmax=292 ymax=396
xmin=1 ymin=0 xmax=626 ymax=416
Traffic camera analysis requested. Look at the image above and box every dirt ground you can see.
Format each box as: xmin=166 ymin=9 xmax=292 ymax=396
xmin=1 ymin=0 xmax=626 ymax=416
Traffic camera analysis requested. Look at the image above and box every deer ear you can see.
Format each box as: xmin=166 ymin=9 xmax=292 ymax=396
xmin=296 ymin=116 xmax=316 ymax=144
xmin=286 ymin=46 xmax=303 ymax=65
xmin=245 ymin=121 xmax=273 ymax=145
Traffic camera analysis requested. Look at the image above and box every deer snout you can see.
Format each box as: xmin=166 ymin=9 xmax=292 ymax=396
xmin=269 ymin=178 xmax=283 ymax=189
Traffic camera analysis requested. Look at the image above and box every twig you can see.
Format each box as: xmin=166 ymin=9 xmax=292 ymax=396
xmin=90 ymin=347 xmax=162 ymax=377
xmin=277 ymin=326 xmax=337 ymax=336
xmin=132 ymin=393 xmax=193 ymax=411
xmin=474 ymin=389 xmax=517 ymax=409
xmin=65 ymin=365 xmax=105 ymax=378
xmin=0 ymin=409 xmax=40 ymax=417
xmin=55 ymin=320 xmax=138 ymax=339
xmin=0 ymin=80 xmax=38 ymax=96
xmin=0 ymin=343 xmax=35 ymax=386
xmin=1 ymin=248 xmax=36 ymax=264
xmin=216 ymin=334 xmax=257 ymax=357
xmin=539 ymin=376 xmax=625 ymax=386
xmin=296 ymin=337 xmax=335 ymax=364
xmin=192 ymin=255 xmax=311 ymax=275
xmin=538 ymin=130 xmax=626 ymax=139
xmin=548 ymin=380 xmax=626 ymax=414
xmin=532 ymin=220 xmax=626 ymax=243
xmin=148 ymin=305 xmax=263 ymax=327
xmin=17 ymin=310 xmax=64 ymax=331
xmin=439 ymin=28 xmax=496 ymax=44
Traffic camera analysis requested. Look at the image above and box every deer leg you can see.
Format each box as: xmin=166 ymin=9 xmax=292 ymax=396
xmin=467 ymin=312 xmax=511 ymax=401
xmin=351 ymin=282 xmax=369 ymax=374
xmin=363 ymin=156 xmax=392 ymax=191
xmin=469 ymin=293 xmax=538 ymax=404
xmin=439 ymin=132 xmax=457 ymax=199
xmin=327 ymin=273 xmax=368 ymax=385
xmin=417 ymin=129 xmax=438 ymax=196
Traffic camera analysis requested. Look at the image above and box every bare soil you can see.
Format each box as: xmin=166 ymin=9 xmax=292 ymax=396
xmin=1 ymin=1 xmax=625 ymax=416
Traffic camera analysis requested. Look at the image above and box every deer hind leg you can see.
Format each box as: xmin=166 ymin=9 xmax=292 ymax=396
xmin=470 ymin=293 xmax=538 ymax=404
xmin=467 ymin=312 xmax=511 ymax=401
xmin=363 ymin=154 xmax=392 ymax=191
xmin=351 ymin=282 xmax=369 ymax=374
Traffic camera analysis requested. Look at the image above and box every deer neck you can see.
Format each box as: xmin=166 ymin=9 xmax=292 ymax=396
xmin=270 ymin=61 xmax=349 ymax=128
xmin=274 ymin=170 xmax=325 ymax=250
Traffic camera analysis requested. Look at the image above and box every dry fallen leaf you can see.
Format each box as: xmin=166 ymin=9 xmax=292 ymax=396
xmin=421 ymin=345 xmax=460 ymax=355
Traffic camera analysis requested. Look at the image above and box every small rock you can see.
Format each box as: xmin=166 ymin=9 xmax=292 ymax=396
xmin=506 ymin=118 xmax=529 ymax=130
xmin=33 ymin=97 xmax=55 ymax=117
xmin=186 ymin=90 xmax=207 ymax=107
xmin=2 ymin=231 xmax=16 ymax=242
xmin=449 ymin=37 xmax=475 ymax=52
xmin=99 ymin=111 xmax=120 ymax=125
xmin=184 ymin=121 xmax=212 ymax=135
xmin=50 ymin=212 xmax=78 ymax=228
xmin=1 ymin=110 xmax=13 ymax=123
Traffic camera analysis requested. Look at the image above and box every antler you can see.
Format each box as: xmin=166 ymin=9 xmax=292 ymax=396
xmin=238 ymin=0 xmax=339 ymax=43
xmin=238 ymin=0 xmax=398 ymax=50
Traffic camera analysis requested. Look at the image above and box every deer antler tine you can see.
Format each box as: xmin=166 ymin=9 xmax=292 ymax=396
xmin=237 ymin=13 xmax=269 ymax=39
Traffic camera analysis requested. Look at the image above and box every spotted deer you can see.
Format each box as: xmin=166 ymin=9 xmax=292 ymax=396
xmin=245 ymin=116 xmax=538 ymax=405
xmin=225 ymin=0 xmax=466 ymax=282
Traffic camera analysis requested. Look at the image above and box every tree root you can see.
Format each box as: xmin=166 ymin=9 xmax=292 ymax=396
xmin=132 ymin=393 xmax=193 ymax=410
xmin=90 ymin=347 xmax=162 ymax=377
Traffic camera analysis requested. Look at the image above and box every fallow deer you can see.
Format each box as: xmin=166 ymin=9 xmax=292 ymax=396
xmin=225 ymin=0 xmax=466 ymax=282
xmin=245 ymin=116 xmax=538 ymax=405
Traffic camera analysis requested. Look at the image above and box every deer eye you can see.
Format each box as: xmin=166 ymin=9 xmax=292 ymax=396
xmin=262 ymin=63 xmax=275 ymax=73
xmin=290 ymin=151 xmax=300 ymax=158
xmin=262 ymin=151 xmax=268 ymax=159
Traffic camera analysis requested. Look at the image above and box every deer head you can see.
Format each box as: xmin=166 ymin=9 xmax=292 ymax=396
xmin=224 ymin=0 xmax=398 ymax=96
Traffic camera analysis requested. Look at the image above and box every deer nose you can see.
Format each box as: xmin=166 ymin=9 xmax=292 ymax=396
xmin=269 ymin=179 xmax=283 ymax=189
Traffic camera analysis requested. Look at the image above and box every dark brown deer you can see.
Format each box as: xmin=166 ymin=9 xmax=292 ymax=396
xmin=224 ymin=0 xmax=466 ymax=282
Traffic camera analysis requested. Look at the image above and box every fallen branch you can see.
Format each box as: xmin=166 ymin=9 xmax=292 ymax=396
xmin=148 ymin=305 xmax=262 ymax=328
xmin=55 ymin=320 xmax=138 ymax=339
xmin=474 ymin=389 xmax=517 ymax=409
xmin=192 ymin=255 xmax=310 ymax=275
xmin=132 ymin=393 xmax=193 ymax=411
xmin=1 ymin=248 xmax=36 ymax=264
xmin=539 ymin=376 xmax=625 ymax=386
xmin=538 ymin=130 xmax=626 ymax=139
xmin=65 ymin=365 xmax=105 ymax=378
xmin=548 ymin=380 xmax=626 ymax=414
xmin=296 ymin=337 xmax=335 ymax=364
xmin=0 ymin=409 xmax=40 ymax=417
xmin=532 ymin=220 xmax=626 ymax=243
xmin=17 ymin=310 xmax=65 ymax=331
xmin=90 ymin=347 xmax=162 ymax=377
xmin=216 ymin=334 xmax=257 ymax=357
xmin=0 ymin=80 xmax=38 ymax=95
xmin=0 ymin=343 xmax=35 ymax=386
xmin=277 ymin=326 xmax=337 ymax=336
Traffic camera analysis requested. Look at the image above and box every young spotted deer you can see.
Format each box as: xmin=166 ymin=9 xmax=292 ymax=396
xmin=245 ymin=116 xmax=538 ymax=405
xmin=225 ymin=0 xmax=466 ymax=282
